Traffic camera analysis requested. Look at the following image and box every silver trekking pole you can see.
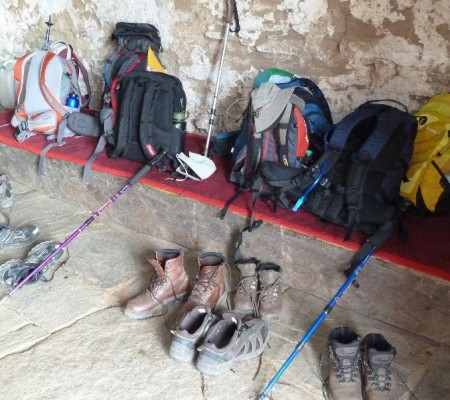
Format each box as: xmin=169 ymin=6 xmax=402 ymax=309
xmin=204 ymin=0 xmax=240 ymax=157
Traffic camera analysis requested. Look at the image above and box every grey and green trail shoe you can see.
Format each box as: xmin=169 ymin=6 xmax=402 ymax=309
xmin=196 ymin=312 xmax=269 ymax=376
xmin=0 ymin=240 xmax=68 ymax=286
xmin=169 ymin=305 xmax=219 ymax=363
xmin=0 ymin=225 xmax=40 ymax=251
xmin=0 ymin=174 xmax=15 ymax=210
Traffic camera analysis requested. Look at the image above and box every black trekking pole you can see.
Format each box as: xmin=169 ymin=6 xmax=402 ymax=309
xmin=43 ymin=15 xmax=53 ymax=51
xmin=0 ymin=153 xmax=166 ymax=303
xmin=256 ymin=246 xmax=376 ymax=399
xmin=204 ymin=0 xmax=240 ymax=157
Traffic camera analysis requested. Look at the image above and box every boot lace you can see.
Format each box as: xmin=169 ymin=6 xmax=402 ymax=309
xmin=330 ymin=348 xmax=360 ymax=383
xmin=148 ymin=273 xmax=182 ymax=299
xmin=236 ymin=276 xmax=258 ymax=313
xmin=367 ymin=364 xmax=392 ymax=391
xmin=255 ymin=276 xmax=281 ymax=317
xmin=0 ymin=227 xmax=30 ymax=244
xmin=190 ymin=269 xmax=217 ymax=302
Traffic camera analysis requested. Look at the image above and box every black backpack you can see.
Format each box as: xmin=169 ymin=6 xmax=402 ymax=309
xmin=219 ymin=79 xmax=333 ymax=218
xmin=262 ymin=101 xmax=418 ymax=242
xmin=83 ymin=23 xmax=187 ymax=182
xmin=83 ymin=70 xmax=187 ymax=182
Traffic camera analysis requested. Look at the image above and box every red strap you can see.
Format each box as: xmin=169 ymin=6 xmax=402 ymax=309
xmin=294 ymin=107 xmax=309 ymax=158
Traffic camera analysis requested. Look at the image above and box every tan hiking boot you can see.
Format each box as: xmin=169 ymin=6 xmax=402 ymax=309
xmin=258 ymin=263 xmax=283 ymax=322
xmin=233 ymin=262 xmax=258 ymax=316
xmin=183 ymin=252 xmax=229 ymax=313
xmin=124 ymin=249 xmax=190 ymax=320
xmin=361 ymin=333 xmax=407 ymax=399
xmin=323 ymin=326 xmax=363 ymax=400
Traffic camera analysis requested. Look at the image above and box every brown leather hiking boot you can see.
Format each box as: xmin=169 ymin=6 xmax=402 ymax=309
xmin=258 ymin=263 xmax=283 ymax=322
xmin=233 ymin=262 xmax=258 ymax=316
xmin=124 ymin=249 xmax=190 ymax=320
xmin=182 ymin=252 xmax=229 ymax=313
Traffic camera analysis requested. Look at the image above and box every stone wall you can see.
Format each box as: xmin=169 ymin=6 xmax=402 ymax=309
xmin=0 ymin=0 xmax=449 ymax=133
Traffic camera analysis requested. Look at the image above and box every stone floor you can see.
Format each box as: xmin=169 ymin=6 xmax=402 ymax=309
xmin=0 ymin=179 xmax=449 ymax=400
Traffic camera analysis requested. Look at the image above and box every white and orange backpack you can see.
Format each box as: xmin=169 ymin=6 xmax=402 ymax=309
xmin=10 ymin=41 xmax=96 ymax=173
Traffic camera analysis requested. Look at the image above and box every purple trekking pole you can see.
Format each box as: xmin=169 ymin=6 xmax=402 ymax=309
xmin=1 ymin=155 xmax=163 ymax=302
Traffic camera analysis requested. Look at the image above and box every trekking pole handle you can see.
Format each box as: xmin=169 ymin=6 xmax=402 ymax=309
xmin=225 ymin=0 xmax=234 ymax=23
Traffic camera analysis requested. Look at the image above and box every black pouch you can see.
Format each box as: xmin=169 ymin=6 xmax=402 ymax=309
xmin=112 ymin=22 xmax=162 ymax=53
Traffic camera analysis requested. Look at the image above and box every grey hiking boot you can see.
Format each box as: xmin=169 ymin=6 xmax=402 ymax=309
xmin=323 ymin=326 xmax=363 ymax=400
xmin=0 ymin=240 xmax=68 ymax=286
xmin=169 ymin=305 xmax=219 ymax=363
xmin=196 ymin=313 xmax=269 ymax=376
xmin=0 ymin=174 xmax=15 ymax=210
xmin=0 ymin=225 xmax=40 ymax=251
xmin=257 ymin=263 xmax=282 ymax=322
xmin=361 ymin=333 xmax=403 ymax=399
xmin=182 ymin=252 xmax=229 ymax=314
xmin=124 ymin=249 xmax=190 ymax=320
xmin=233 ymin=262 xmax=258 ymax=316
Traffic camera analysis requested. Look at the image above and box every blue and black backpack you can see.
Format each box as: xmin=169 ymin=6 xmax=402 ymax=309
xmin=261 ymin=101 xmax=418 ymax=242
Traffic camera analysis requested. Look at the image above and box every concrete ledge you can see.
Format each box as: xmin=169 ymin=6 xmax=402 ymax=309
xmin=1 ymin=142 xmax=449 ymax=346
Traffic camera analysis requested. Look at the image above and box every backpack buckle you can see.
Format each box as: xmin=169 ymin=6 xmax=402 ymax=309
xmin=15 ymin=127 xmax=34 ymax=143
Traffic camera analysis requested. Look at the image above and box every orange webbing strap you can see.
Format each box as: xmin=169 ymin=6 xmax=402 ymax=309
xmin=13 ymin=52 xmax=36 ymax=104
xmin=294 ymin=107 xmax=309 ymax=158
xmin=39 ymin=51 xmax=69 ymax=122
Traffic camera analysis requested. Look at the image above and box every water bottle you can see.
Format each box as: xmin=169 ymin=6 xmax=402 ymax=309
xmin=173 ymin=111 xmax=189 ymax=131
xmin=65 ymin=92 xmax=79 ymax=111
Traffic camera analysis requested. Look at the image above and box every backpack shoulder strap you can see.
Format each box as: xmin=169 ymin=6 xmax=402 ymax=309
xmin=110 ymin=74 xmax=141 ymax=159
xmin=356 ymin=106 xmax=405 ymax=160
xmin=138 ymin=77 xmax=161 ymax=159
xmin=344 ymin=106 xmax=410 ymax=239
xmin=138 ymin=72 xmax=184 ymax=166
xmin=328 ymin=105 xmax=380 ymax=150
xmin=40 ymin=51 xmax=70 ymax=120
xmin=13 ymin=52 xmax=37 ymax=104
xmin=103 ymin=50 xmax=127 ymax=91
xmin=82 ymin=108 xmax=115 ymax=183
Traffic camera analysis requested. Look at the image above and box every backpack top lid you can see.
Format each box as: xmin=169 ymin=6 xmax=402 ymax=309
xmin=253 ymin=68 xmax=296 ymax=88
xmin=251 ymin=82 xmax=295 ymax=132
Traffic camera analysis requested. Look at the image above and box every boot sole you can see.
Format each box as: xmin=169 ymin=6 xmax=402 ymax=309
xmin=124 ymin=292 xmax=189 ymax=320
xmin=196 ymin=343 xmax=267 ymax=377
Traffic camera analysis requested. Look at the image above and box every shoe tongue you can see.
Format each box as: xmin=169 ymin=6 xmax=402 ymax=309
xmin=221 ymin=312 xmax=241 ymax=328
xmin=259 ymin=269 xmax=279 ymax=285
xmin=148 ymin=259 xmax=165 ymax=277
xmin=368 ymin=348 xmax=395 ymax=372
xmin=238 ymin=263 xmax=257 ymax=277
xmin=333 ymin=340 xmax=359 ymax=363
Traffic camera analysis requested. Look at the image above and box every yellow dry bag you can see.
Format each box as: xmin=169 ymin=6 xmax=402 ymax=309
xmin=400 ymin=94 xmax=450 ymax=214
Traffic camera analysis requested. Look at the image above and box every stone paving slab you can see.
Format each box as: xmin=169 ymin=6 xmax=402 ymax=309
xmin=2 ymin=143 xmax=450 ymax=347
xmin=0 ymin=180 xmax=448 ymax=399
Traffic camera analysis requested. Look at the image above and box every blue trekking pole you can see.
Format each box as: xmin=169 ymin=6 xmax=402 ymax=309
xmin=256 ymin=247 xmax=376 ymax=399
